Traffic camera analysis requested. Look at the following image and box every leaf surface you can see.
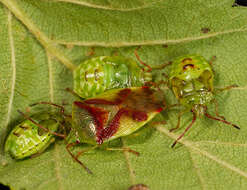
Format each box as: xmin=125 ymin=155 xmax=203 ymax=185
xmin=0 ymin=0 xmax=247 ymax=190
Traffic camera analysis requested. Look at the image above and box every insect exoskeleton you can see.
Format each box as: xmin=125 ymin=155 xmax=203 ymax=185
xmin=169 ymin=54 xmax=214 ymax=110
xmin=168 ymin=54 xmax=239 ymax=147
xmin=70 ymin=87 xmax=164 ymax=145
xmin=4 ymin=113 xmax=62 ymax=159
xmin=73 ymin=56 xmax=152 ymax=98
xmin=65 ymin=87 xmax=165 ymax=173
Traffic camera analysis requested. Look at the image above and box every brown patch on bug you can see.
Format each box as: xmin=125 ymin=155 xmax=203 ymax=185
xmin=182 ymin=58 xmax=192 ymax=64
xmin=162 ymin=44 xmax=168 ymax=48
xmin=13 ymin=132 xmax=21 ymax=137
xmin=183 ymin=64 xmax=195 ymax=70
xmin=94 ymin=69 xmax=100 ymax=81
xmin=19 ymin=125 xmax=29 ymax=130
xmin=85 ymin=71 xmax=88 ymax=81
xmin=201 ymin=27 xmax=210 ymax=34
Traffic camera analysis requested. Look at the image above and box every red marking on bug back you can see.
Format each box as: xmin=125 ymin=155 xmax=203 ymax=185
xmin=142 ymin=86 xmax=149 ymax=89
xmin=141 ymin=86 xmax=153 ymax=95
xmin=99 ymin=108 xmax=129 ymax=140
xmin=74 ymin=101 xmax=108 ymax=144
xmin=84 ymin=99 xmax=119 ymax=105
xmin=84 ymin=88 xmax=132 ymax=105
xmin=118 ymin=88 xmax=131 ymax=98
xmin=131 ymin=110 xmax=148 ymax=121
xmin=156 ymin=107 xmax=163 ymax=113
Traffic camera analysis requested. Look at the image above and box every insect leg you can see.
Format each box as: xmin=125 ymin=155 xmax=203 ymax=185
xmin=203 ymin=106 xmax=240 ymax=130
xmin=134 ymin=47 xmax=152 ymax=72
xmin=214 ymin=84 xmax=238 ymax=93
xmin=66 ymin=142 xmax=93 ymax=174
xmin=171 ymin=111 xmax=197 ymax=148
xmin=212 ymin=99 xmax=225 ymax=120
xmin=208 ymin=56 xmax=217 ymax=65
xmin=150 ymin=61 xmax=172 ymax=70
xmin=105 ymin=147 xmax=140 ymax=156
xmin=30 ymin=102 xmax=71 ymax=118
xmin=17 ymin=110 xmax=66 ymax=138
xmin=65 ymin=87 xmax=82 ymax=100
xmin=169 ymin=110 xmax=187 ymax=132
xmin=75 ymin=145 xmax=98 ymax=159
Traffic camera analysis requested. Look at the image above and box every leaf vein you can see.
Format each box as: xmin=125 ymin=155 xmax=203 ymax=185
xmin=188 ymin=149 xmax=207 ymax=190
xmin=122 ymin=138 xmax=136 ymax=185
xmin=5 ymin=11 xmax=16 ymax=127
xmin=1 ymin=0 xmax=76 ymax=71
xmin=46 ymin=51 xmax=63 ymax=190
xmin=54 ymin=27 xmax=247 ymax=47
xmin=42 ymin=0 xmax=163 ymax=12
xmin=155 ymin=126 xmax=247 ymax=179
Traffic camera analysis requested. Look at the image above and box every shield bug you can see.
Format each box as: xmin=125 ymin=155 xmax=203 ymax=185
xmin=67 ymin=86 xmax=165 ymax=173
xmin=4 ymin=112 xmax=65 ymax=159
xmin=29 ymin=87 xmax=165 ymax=174
xmin=168 ymin=54 xmax=239 ymax=147
xmin=71 ymin=87 xmax=164 ymax=145
xmin=73 ymin=56 xmax=153 ymax=98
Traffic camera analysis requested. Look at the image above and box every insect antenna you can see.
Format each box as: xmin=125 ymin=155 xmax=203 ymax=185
xmin=171 ymin=112 xmax=197 ymax=148
xmin=134 ymin=47 xmax=152 ymax=72
xmin=65 ymin=87 xmax=82 ymax=100
xmin=17 ymin=110 xmax=66 ymax=138
xmin=30 ymin=102 xmax=71 ymax=118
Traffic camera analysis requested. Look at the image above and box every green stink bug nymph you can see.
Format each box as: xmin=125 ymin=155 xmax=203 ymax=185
xmin=4 ymin=113 xmax=63 ymax=159
xmin=168 ymin=55 xmax=239 ymax=147
xmin=73 ymin=56 xmax=152 ymax=98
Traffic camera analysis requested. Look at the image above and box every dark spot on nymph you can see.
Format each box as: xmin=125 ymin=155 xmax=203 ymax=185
xmin=182 ymin=58 xmax=193 ymax=65
xmin=183 ymin=64 xmax=195 ymax=70
xmin=84 ymin=71 xmax=88 ymax=81
xmin=13 ymin=132 xmax=21 ymax=137
xmin=94 ymin=69 xmax=99 ymax=81
xmin=19 ymin=125 xmax=28 ymax=130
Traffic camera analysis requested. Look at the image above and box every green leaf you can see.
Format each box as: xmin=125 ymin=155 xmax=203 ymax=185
xmin=0 ymin=0 xmax=247 ymax=189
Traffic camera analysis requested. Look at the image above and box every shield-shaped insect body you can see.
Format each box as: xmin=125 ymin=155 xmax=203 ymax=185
xmin=69 ymin=87 xmax=165 ymax=145
xmin=168 ymin=54 xmax=239 ymax=147
xmin=73 ymin=56 xmax=152 ymax=98
xmin=169 ymin=54 xmax=214 ymax=112
xmin=5 ymin=113 xmax=61 ymax=159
